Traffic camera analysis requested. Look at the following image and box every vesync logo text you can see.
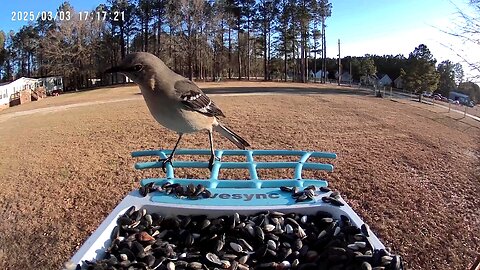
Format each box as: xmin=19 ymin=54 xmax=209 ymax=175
xmin=210 ymin=193 xmax=280 ymax=201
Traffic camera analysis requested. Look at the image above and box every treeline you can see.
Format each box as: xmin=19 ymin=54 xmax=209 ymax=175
xmin=0 ymin=0 xmax=478 ymax=102
xmin=0 ymin=0 xmax=333 ymax=89
xmin=340 ymin=45 xmax=480 ymax=103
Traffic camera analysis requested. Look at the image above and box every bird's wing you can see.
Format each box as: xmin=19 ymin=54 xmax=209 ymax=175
xmin=174 ymin=80 xmax=225 ymax=117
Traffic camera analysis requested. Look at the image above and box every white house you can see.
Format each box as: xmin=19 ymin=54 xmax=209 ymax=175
xmin=0 ymin=76 xmax=63 ymax=108
xmin=0 ymin=77 xmax=41 ymax=106
xmin=0 ymin=82 xmax=10 ymax=107
xmin=377 ymin=74 xmax=392 ymax=86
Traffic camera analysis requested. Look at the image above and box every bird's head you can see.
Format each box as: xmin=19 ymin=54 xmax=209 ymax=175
xmin=104 ymin=52 xmax=163 ymax=85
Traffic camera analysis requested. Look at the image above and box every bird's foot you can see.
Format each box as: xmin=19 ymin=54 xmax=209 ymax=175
xmin=208 ymin=155 xmax=220 ymax=172
xmin=159 ymin=156 xmax=174 ymax=173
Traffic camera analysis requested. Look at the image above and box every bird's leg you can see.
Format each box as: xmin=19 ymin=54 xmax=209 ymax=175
xmin=160 ymin=134 xmax=183 ymax=173
xmin=207 ymin=131 xmax=219 ymax=171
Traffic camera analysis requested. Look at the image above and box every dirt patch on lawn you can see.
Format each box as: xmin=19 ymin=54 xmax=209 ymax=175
xmin=0 ymin=83 xmax=478 ymax=270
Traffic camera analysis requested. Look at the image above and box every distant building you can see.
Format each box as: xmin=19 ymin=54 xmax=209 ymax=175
xmin=377 ymin=74 xmax=392 ymax=87
xmin=335 ymin=71 xmax=352 ymax=83
xmin=394 ymin=76 xmax=404 ymax=89
xmin=360 ymin=75 xmax=377 ymax=86
xmin=0 ymin=77 xmax=41 ymax=108
xmin=0 ymin=76 xmax=61 ymax=110
xmin=310 ymin=70 xmax=329 ymax=80
xmin=88 ymin=78 xmax=102 ymax=86
xmin=37 ymin=76 xmax=63 ymax=95
xmin=449 ymin=91 xmax=471 ymax=104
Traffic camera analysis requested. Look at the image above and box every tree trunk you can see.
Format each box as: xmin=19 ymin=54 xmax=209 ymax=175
xmin=292 ymin=38 xmax=296 ymax=82
xmin=169 ymin=25 xmax=173 ymax=59
xmin=188 ymin=52 xmax=193 ymax=81
xmin=158 ymin=16 xmax=162 ymax=56
xmin=306 ymin=36 xmax=309 ymax=81
xmin=283 ymin=31 xmax=287 ymax=82
xmin=154 ymin=22 xmax=157 ymax=55
xmin=27 ymin=53 xmax=31 ymax=77
xmin=188 ymin=18 xmax=193 ymax=80
xmin=322 ymin=17 xmax=326 ymax=83
xmin=199 ymin=28 xmax=203 ymax=80
xmin=144 ymin=18 xmax=149 ymax=52
xmin=267 ymin=26 xmax=271 ymax=81
xmin=237 ymin=20 xmax=242 ymax=80
xmin=228 ymin=27 xmax=232 ymax=79
xmin=144 ymin=2 xmax=150 ymax=53
xmin=300 ymin=33 xmax=305 ymax=83
xmin=247 ymin=19 xmax=250 ymax=80
xmin=313 ymin=34 xmax=317 ymax=82
xmin=212 ymin=41 xmax=216 ymax=81
xmin=263 ymin=20 xmax=267 ymax=81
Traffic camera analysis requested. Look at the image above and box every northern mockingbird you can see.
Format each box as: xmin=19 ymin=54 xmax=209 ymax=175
xmin=105 ymin=52 xmax=250 ymax=171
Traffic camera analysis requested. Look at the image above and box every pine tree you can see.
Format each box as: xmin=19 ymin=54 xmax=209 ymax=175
xmin=359 ymin=57 xmax=377 ymax=85
xmin=436 ymin=60 xmax=457 ymax=97
xmin=404 ymin=44 xmax=440 ymax=102
xmin=256 ymin=0 xmax=278 ymax=81
xmin=317 ymin=0 xmax=331 ymax=83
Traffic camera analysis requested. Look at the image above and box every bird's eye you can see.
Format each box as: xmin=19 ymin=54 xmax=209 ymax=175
xmin=132 ymin=64 xmax=143 ymax=72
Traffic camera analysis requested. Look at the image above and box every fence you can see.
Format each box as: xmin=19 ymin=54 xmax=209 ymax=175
xmin=358 ymin=85 xmax=480 ymax=120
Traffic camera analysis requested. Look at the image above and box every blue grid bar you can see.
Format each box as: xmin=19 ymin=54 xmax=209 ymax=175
xmin=132 ymin=149 xmax=336 ymax=189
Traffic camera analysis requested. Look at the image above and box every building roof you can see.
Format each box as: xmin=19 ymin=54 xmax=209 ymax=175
xmin=35 ymin=75 xmax=63 ymax=79
xmin=377 ymin=73 xmax=392 ymax=80
xmin=0 ymin=77 xmax=41 ymax=89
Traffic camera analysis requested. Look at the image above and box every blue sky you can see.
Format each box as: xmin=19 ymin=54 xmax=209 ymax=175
xmin=0 ymin=0 xmax=478 ymax=79
xmin=324 ymin=1 xmax=474 ymax=67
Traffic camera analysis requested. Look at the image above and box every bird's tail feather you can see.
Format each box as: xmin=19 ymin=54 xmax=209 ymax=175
xmin=214 ymin=124 xmax=250 ymax=150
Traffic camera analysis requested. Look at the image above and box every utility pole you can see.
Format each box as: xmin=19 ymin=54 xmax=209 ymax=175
xmin=337 ymin=39 xmax=341 ymax=86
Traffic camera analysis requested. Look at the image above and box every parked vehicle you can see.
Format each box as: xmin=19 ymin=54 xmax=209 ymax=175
xmin=422 ymin=91 xmax=433 ymax=98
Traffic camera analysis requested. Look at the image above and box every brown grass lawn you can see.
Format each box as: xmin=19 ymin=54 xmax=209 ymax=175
xmin=0 ymin=81 xmax=479 ymax=270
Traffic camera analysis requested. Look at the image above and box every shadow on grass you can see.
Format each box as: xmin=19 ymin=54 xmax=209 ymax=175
xmin=201 ymin=86 xmax=372 ymax=96
xmin=60 ymin=83 xmax=137 ymax=96
xmin=60 ymin=83 xmax=372 ymax=98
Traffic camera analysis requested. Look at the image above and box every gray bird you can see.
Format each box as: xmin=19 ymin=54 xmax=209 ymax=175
xmin=105 ymin=52 xmax=250 ymax=171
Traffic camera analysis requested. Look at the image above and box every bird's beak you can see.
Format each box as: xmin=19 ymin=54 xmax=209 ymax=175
xmin=104 ymin=66 xmax=123 ymax=74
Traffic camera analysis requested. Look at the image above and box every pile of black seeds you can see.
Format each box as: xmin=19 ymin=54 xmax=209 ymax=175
xmin=139 ymin=182 xmax=212 ymax=199
xmin=79 ymin=207 xmax=403 ymax=270
xmin=279 ymin=185 xmax=344 ymax=206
